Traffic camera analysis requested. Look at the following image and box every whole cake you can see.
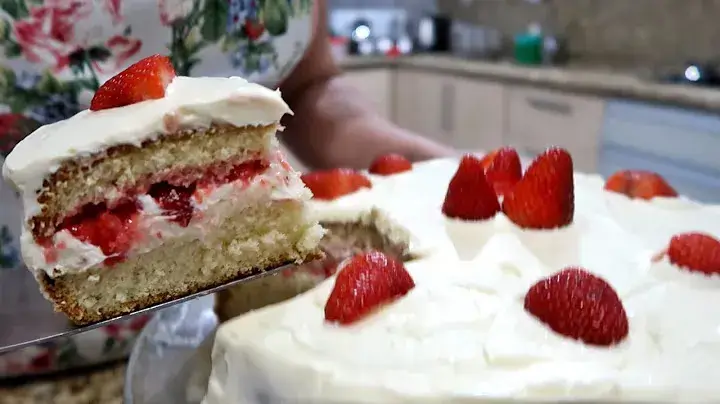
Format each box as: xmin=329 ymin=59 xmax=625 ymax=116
xmin=206 ymin=148 xmax=720 ymax=403
xmin=1 ymin=55 xmax=323 ymax=325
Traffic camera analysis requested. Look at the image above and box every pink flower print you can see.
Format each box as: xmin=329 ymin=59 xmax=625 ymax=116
xmin=103 ymin=323 xmax=122 ymax=338
xmin=104 ymin=0 xmax=123 ymax=24
xmin=29 ymin=350 xmax=54 ymax=371
xmin=13 ymin=1 xmax=93 ymax=71
xmin=128 ymin=315 xmax=151 ymax=331
xmin=93 ymin=34 xmax=143 ymax=73
xmin=158 ymin=0 xmax=195 ymax=26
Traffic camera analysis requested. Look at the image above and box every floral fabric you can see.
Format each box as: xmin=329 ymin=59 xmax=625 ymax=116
xmin=0 ymin=0 xmax=312 ymax=377
xmin=0 ymin=0 xmax=312 ymax=153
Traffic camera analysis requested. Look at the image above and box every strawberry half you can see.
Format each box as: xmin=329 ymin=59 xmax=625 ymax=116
xmin=483 ymin=147 xmax=522 ymax=197
xmin=604 ymin=170 xmax=677 ymax=200
xmin=663 ymin=232 xmax=720 ymax=275
xmin=325 ymin=251 xmax=415 ymax=325
xmin=90 ymin=54 xmax=176 ymax=111
xmin=368 ymin=153 xmax=412 ymax=176
xmin=502 ymin=147 xmax=574 ymax=229
xmin=442 ymin=154 xmax=500 ymax=221
xmin=524 ymin=267 xmax=629 ymax=346
xmin=301 ymin=168 xmax=372 ymax=201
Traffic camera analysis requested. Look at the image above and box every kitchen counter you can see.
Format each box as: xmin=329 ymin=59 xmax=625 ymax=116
xmin=339 ymin=54 xmax=720 ymax=113
xmin=0 ymin=362 xmax=125 ymax=404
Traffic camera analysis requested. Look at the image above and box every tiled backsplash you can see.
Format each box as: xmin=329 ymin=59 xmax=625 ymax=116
xmin=438 ymin=0 xmax=720 ymax=67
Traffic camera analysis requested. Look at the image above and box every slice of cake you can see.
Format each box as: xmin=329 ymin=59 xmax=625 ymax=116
xmin=1 ymin=55 xmax=324 ymax=325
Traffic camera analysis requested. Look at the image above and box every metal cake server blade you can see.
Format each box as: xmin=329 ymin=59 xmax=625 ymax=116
xmin=0 ymin=263 xmax=298 ymax=354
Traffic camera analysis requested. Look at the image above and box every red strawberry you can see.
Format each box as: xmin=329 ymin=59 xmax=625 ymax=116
xmin=502 ymin=147 xmax=574 ymax=229
xmin=664 ymin=232 xmax=720 ymax=275
xmin=483 ymin=147 xmax=522 ymax=197
xmin=301 ymin=168 xmax=372 ymax=201
xmin=244 ymin=19 xmax=265 ymax=40
xmin=325 ymin=251 xmax=415 ymax=325
xmin=524 ymin=267 xmax=629 ymax=346
xmin=604 ymin=170 xmax=677 ymax=200
xmin=90 ymin=54 xmax=176 ymax=111
xmin=442 ymin=154 xmax=500 ymax=221
xmin=368 ymin=153 xmax=412 ymax=176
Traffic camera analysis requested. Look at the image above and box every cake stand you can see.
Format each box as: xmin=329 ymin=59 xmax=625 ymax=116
xmin=124 ymin=295 xmax=217 ymax=404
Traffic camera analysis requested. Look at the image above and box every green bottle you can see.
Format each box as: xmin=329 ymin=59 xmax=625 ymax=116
xmin=514 ymin=23 xmax=543 ymax=65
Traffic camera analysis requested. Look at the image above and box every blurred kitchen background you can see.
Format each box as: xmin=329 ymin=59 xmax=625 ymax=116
xmin=325 ymin=0 xmax=720 ymax=202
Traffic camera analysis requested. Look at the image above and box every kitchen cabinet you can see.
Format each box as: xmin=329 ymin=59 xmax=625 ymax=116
xmin=452 ymin=78 xmax=505 ymax=152
xmin=505 ymin=86 xmax=605 ymax=173
xmin=342 ymin=68 xmax=394 ymax=120
xmin=394 ymin=71 xmax=506 ymax=151
xmin=394 ymin=70 xmax=451 ymax=145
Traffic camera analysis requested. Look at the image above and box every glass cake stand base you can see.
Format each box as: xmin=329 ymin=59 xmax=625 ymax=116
xmin=124 ymin=296 xmax=217 ymax=404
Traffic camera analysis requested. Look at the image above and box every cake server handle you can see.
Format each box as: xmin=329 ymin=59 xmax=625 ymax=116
xmin=0 ymin=263 xmax=298 ymax=354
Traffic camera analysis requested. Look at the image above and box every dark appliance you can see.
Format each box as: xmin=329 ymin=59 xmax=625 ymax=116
xmin=661 ymin=62 xmax=720 ymax=87
xmin=416 ymin=14 xmax=452 ymax=52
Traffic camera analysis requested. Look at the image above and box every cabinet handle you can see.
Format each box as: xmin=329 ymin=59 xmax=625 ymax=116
xmin=440 ymin=83 xmax=455 ymax=134
xmin=526 ymin=97 xmax=572 ymax=116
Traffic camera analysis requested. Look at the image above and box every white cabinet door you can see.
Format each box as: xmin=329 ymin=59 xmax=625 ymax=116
xmin=506 ymin=86 xmax=605 ymax=173
xmin=394 ymin=70 xmax=452 ymax=146
xmin=452 ymin=78 xmax=505 ymax=153
xmin=342 ymin=69 xmax=394 ymax=120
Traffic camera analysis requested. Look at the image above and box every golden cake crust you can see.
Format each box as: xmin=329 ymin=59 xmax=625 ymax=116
xmin=34 ymin=200 xmax=324 ymax=325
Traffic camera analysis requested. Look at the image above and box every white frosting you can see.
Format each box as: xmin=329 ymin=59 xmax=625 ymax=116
xmin=2 ymin=76 xmax=291 ymax=196
xmin=24 ymin=154 xmax=310 ymax=277
xmin=204 ymin=157 xmax=720 ymax=403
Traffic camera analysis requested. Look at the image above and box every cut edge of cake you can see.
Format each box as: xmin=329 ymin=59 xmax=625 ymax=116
xmin=214 ymin=207 xmax=418 ymax=323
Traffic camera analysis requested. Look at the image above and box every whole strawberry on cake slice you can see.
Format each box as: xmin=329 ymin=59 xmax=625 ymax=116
xmin=524 ymin=267 xmax=629 ymax=346
xmin=368 ymin=153 xmax=413 ymax=176
xmin=602 ymin=169 xmax=688 ymax=248
xmin=325 ymin=250 xmax=415 ymax=325
xmin=502 ymin=147 xmax=574 ymax=229
xmin=604 ymin=169 xmax=677 ymax=201
xmin=500 ymin=147 xmax=578 ymax=269
xmin=652 ymin=232 xmax=720 ymax=276
xmin=442 ymin=154 xmax=501 ymax=260
xmin=301 ymin=168 xmax=372 ymax=201
xmin=2 ymin=54 xmax=323 ymax=325
xmin=479 ymin=146 xmax=523 ymax=197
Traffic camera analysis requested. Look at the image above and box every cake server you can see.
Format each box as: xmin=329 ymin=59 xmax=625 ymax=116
xmin=0 ymin=263 xmax=297 ymax=354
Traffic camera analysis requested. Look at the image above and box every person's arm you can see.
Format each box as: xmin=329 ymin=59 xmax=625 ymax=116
xmin=278 ymin=0 xmax=454 ymax=170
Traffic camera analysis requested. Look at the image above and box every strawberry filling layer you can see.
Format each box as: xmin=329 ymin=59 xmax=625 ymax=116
xmin=41 ymin=159 xmax=269 ymax=266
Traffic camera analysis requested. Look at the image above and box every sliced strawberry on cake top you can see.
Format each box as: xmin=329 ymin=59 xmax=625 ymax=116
xmin=325 ymin=250 xmax=415 ymax=325
xmin=442 ymin=154 xmax=500 ymax=221
xmin=524 ymin=267 xmax=629 ymax=346
xmin=604 ymin=169 xmax=677 ymax=200
xmin=301 ymin=168 xmax=372 ymax=201
xmin=502 ymin=147 xmax=574 ymax=229
xmin=369 ymin=153 xmax=412 ymax=176
xmin=90 ymin=54 xmax=176 ymax=111
xmin=656 ymin=232 xmax=720 ymax=276
xmin=481 ymin=147 xmax=522 ymax=197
